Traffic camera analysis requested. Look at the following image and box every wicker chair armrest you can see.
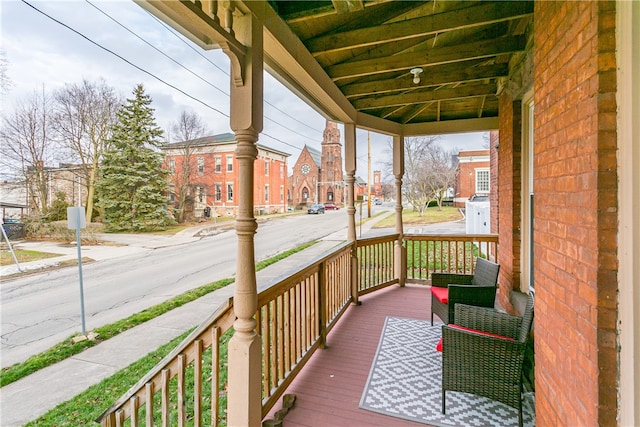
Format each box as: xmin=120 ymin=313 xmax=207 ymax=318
xmin=442 ymin=325 xmax=526 ymax=372
xmin=431 ymin=273 xmax=473 ymax=288
xmin=454 ymin=304 xmax=521 ymax=339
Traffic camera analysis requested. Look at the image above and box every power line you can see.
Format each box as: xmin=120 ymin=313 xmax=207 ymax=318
xmin=21 ymin=0 xmax=230 ymax=120
xmin=86 ymin=0 xmax=322 ymax=142
xmin=22 ymin=0 xmax=313 ymax=153
xmin=143 ymin=5 xmax=324 ymax=138
xmin=22 ymin=2 xmax=306 ymax=154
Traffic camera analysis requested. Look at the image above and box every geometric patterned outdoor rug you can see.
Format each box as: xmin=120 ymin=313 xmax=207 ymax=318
xmin=359 ymin=317 xmax=535 ymax=426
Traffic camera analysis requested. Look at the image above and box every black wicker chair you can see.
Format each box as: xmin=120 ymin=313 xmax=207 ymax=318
xmin=441 ymin=295 xmax=534 ymax=427
xmin=430 ymin=257 xmax=500 ymax=325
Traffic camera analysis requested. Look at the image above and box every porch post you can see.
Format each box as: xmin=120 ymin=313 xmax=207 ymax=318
xmin=393 ymin=134 xmax=406 ymax=286
xmin=344 ymin=123 xmax=359 ymax=303
xmin=226 ymin=12 xmax=263 ymax=427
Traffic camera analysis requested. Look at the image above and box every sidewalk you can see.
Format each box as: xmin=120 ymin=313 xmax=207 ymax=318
xmin=0 ymin=215 xmax=391 ymax=426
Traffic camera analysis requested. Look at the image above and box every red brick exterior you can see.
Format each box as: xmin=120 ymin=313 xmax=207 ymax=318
xmin=496 ymin=95 xmax=522 ymax=313
xmin=289 ymin=145 xmax=321 ymax=207
xmin=454 ymin=150 xmax=490 ymax=207
xmin=290 ymin=121 xmax=345 ymax=207
xmin=530 ymin=2 xmax=618 ymax=425
xmin=489 ymin=131 xmax=499 ymax=237
xmin=162 ymin=135 xmax=289 ymax=218
xmin=372 ymin=171 xmax=382 ymax=200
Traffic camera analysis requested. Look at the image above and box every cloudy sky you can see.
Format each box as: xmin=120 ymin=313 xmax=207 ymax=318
xmin=1 ymin=0 xmax=488 ymax=176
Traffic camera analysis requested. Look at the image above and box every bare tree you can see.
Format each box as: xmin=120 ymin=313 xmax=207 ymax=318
xmin=167 ymin=110 xmax=209 ymax=222
xmin=1 ymin=87 xmax=58 ymax=212
xmin=382 ymin=135 xmax=457 ymax=215
xmin=53 ymin=79 xmax=121 ymax=221
xmin=422 ymin=142 xmax=458 ymax=210
xmin=0 ymin=49 xmax=12 ymax=96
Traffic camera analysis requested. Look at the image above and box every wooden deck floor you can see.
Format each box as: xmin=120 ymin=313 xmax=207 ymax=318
xmin=264 ymin=284 xmax=435 ymax=427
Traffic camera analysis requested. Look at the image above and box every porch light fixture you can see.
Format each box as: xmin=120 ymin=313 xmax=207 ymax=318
xmin=410 ymin=67 xmax=423 ymax=84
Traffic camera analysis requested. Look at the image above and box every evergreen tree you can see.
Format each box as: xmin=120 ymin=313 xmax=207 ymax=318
xmin=96 ymin=84 xmax=174 ymax=232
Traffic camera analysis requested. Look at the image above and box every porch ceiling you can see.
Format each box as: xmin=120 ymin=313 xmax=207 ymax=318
xmin=136 ymin=0 xmax=533 ymax=136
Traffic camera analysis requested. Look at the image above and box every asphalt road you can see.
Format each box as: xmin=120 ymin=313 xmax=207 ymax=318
xmin=0 ymin=210 xmax=353 ymax=368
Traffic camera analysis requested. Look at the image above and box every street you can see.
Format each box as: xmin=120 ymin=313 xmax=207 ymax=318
xmin=1 ymin=210 xmax=355 ymax=367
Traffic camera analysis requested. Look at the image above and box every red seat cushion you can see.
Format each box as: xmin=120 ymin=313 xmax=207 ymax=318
xmin=436 ymin=324 xmax=514 ymax=352
xmin=430 ymin=286 xmax=448 ymax=303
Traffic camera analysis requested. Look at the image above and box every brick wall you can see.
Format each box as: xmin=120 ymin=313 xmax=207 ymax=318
xmin=497 ymin=94 xmax=522 ymax=313
xmin=489 ymin=131 xmax=499 ymax=237
xmin=532 ymin=1 xmax=618 ymax=425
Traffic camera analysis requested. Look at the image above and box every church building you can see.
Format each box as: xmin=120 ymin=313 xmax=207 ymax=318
xmin=289 ymin=121 xmax=345 ymax=208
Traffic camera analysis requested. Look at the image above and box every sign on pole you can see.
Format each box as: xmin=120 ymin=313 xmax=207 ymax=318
xmin=67 ymin=206 xmax=87 ymax=336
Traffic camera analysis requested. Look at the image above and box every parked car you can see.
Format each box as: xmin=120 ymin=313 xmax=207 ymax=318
xmin=307 ymin=204 xmax=326 ymax=214
xmin=374 ymin=199 xmax=383 ymax=205
xmin=323 ymin=203 xmax=340 ymax=210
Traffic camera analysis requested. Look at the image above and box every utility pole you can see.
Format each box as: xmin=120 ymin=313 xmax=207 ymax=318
xmin=367 ymin=131 xmax=372 ymax=217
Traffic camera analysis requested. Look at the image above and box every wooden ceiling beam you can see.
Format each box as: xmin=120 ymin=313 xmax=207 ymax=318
xmin=328 ymin=35 xmax=526 ymax=80
xmin=354 ymin=83 xmax=497 ymax=110
xmin=342 ymin=63 xmax=509 ymax=97
xmin=306 ymin=1 xmax=533 ymax=55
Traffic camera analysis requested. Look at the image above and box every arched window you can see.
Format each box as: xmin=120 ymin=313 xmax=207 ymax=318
xmin=302 ymin=187 xmax=309 ymax=201
xmin=327 ymin=190 xmax=334 ymax=201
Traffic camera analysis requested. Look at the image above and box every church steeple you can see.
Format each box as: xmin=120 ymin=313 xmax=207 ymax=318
xmin=322 ymin=120 xmax=341 ymax=146
xmin=319 ymin=121 xmax=344 ymax=205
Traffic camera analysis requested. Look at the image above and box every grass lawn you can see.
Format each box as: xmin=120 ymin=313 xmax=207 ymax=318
xmin=0 ymin=241 xmax=317 ymax=388
xmin=373 ymin=206 xmax=463 ymax=228
xmin=0 ymin=248 xmax=62 ymax=265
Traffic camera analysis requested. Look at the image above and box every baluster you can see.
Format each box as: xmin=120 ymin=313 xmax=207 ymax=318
xmin=145 ymin=383 xmax=153 ymax=427
xmin=160 ymin=369 xmax=170 ymax=427
xmin=211 ymin=328 xmax=220 ymax=426
xmin=177 ymin=355 xmax=186 ymax=427
xmin=130 ymin=396 xmax=139 ymax=427
xmin=193 ymin=340 xmax=203 ymax=427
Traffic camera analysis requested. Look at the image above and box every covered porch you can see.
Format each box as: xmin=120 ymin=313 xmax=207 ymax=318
xmin=100 ymin=1 xmax=639 ymax=426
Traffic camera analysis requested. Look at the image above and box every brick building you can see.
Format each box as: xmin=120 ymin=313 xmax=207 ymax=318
xmin=289 ymin=121 xmax=345 ymax=207
xmin=162 ymin=133 xmax=290 ymax=218
xmin=454 ymin=149 xmax=490 ymax=207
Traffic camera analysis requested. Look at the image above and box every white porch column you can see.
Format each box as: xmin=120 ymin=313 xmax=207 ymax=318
xmin=226 ymin=12 xmax=263 ymax=427
xmin=393 ymin=134 xmax=406 ymax=286
xmin=344 ymin=123 xmax=358 ymax=303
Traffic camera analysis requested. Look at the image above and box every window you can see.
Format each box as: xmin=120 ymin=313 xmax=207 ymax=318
xmin=215 ymin=183 xmax=222 ymax=202
xmin=280 ymin=185 xmax=284 ymax=202
xmin=197 ymin=157 xmax=204 ymax=174
xmin=265 ymin=160 xmax=269 ymax=176
xmin=280 ymin=164 xmax=284 ymax=178
xmin=169 ymin=158 xmax=175 ymax=173
xmin=475 ymin=169 xmax=490 ymax=193
xmin=227 ymin=183 xmax=233 ymax=202
xmin=328 ymin=170 xmax=333 ymax=180
xmin=197 ymin=186 xmax=204 ymax=202
xmin=226 ymin=155 xmax=233 ymax=172
xmin=265 ymin=184 xmax=270 ymax=202
xmin=215 ymin=156 xmax=222 ymax=173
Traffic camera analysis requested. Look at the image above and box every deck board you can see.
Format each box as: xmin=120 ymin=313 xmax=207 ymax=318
xmin=264 ymin=284 xmax=435 ymax=426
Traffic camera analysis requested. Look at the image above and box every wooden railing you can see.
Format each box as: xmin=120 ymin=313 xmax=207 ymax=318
xmin=97 ymin=241 xmax=356 ymax=426
xmin=404 ymin=233 xmax=499 ymax=284
xmin=258 ymin=241 xmax=353 ymax=415
xmin=96 ymin=299 xmax=236 ymax=426
xmin=356 ymin=233 xmax=399 ymax=294
xmin=97 ymin=233 xmax=495 ymax=426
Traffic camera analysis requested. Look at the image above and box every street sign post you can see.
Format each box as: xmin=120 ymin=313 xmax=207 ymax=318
xmin=67 ymin=206 xmax=87 ymax=336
